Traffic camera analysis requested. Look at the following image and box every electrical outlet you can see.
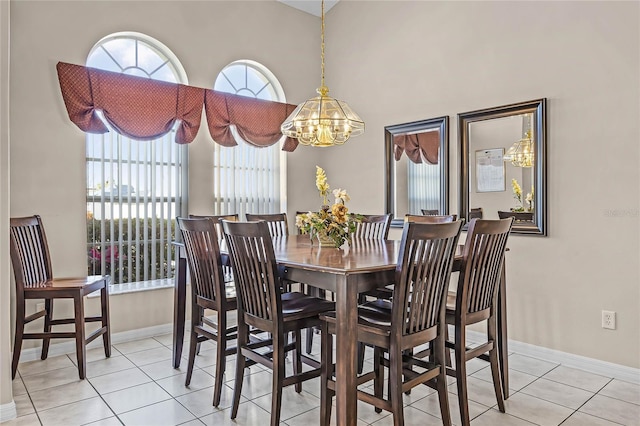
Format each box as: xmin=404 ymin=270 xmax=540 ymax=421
xmin=602 ymin=310 xmax=616 ymax=330
xmin=36 ymin=302 xmax=45 ymax=312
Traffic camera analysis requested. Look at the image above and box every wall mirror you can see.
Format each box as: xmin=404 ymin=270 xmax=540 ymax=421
xmin=385 ymin=117 xmax=449 ymax=227
xmin=459 ymin=98 xmax=547 ymax=235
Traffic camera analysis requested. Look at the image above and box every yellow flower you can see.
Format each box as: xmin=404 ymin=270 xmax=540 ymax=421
xmin=332 ymin=203 xmax=349 ymax=223
xmin=511 ymin=179 xmax=522 ymax=202
xmin=316 ymin=166 xmax=330 ymax=205
xmin=332 ymin=188 xmax=350 ymax=204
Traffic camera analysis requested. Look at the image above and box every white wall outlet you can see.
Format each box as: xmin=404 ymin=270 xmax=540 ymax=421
xmin=36 ymin=302 xmax=45 ymax=312
xmin=602 ymin=310 xmax=616 ymax=330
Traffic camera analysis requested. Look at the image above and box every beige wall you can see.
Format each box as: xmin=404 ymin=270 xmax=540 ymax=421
xmin=317 ymin=1 xmax=640 ymax=367
xmin=1 ymin=0 xmax=13 ymax=410
xmin=5 ymin=0 xmax=639 ymax=382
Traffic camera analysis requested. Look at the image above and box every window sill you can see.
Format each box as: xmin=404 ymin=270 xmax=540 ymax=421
xmin=87 ymin=278 xmax=175 ymax=298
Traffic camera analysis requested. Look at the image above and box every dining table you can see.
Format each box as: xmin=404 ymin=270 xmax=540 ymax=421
xmin=172 ymin=235 xmax=510 ymax=425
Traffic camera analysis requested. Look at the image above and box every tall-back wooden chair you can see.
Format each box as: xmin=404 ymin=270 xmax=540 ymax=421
xmin=178 ymin=217 xmax=239 ymax=406
xmin=468 ymin=207 xmax=484 ymax=220
xmin=445 ymin=217 xmax=513 ymax=426
xmin=9 ymin=215 xmax=111 ymax=379
xmin=421 ymin=208 xmax=439 ymax=215
xmin=320 ymin=220 xmax=463 ymax=426
xmin=406 ymin=214 xmax=458 ymax=223
xmin=222 ymin=220 xmax=334 ymax=426
xmin=353 ymin=213 xmax=392 ymax=240
xmin=245 ymin=212 xmax=288 ymax=237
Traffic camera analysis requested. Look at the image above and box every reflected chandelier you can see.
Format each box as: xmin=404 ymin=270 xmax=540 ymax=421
xmin=280 ymin=0 xmax=364 ymax=147
xmin=504 ymin=129 xmax=534 ymax=168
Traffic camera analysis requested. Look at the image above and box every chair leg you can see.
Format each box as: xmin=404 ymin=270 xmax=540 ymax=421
xmin=41 ymin=299 xmax=53 ymax=360
xmin=185 ymin=303 xmax=200 ymax=386
xmin=230 ymin=323 xmax=248 ymax=420
xmin=488 ymin=318 xmax=505 ymax=412
xmin=100 ymin=285 xmax=111 ymax=358
xmin=305 ymin=326 xmax=314 ymax=355
xmin=213 ymin=310 xmax=226 ymax=407
xmin=293 ymin=329 xmax=302 ymax=393
xmin=270 ymin=333 xmax=285 ymax=426
xmin=357 ymin=342 xmax=366 ymax=374
xmin=454 ymin=328 xmax=470 ymax=426
xmin=389 ymin=342 xmax=404 ymax=426
xmin=73 ymin=295 xmax=87 ymax=380
xmin=12 ymin=302 xmax=25 ymax=379
xmin=320 ymin=322 xmax=333 ymax=426
xmin=373 ymin=346 xmax=383 ymax=413
xmin=435 ymin=334 xmax=452 ymax=426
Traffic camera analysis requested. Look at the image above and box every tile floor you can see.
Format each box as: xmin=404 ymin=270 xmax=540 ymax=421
xmin=7 ymin=331 xmax=640 ymax=426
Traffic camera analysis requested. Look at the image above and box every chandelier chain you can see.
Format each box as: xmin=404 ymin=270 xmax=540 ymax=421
xmin=320 ymin=0 xmax=325 ymax=88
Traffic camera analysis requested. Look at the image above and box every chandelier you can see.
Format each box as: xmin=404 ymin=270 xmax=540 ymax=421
xmin=504 ymin=128 xmax=534 ymax=168
xmin=280 ymin=0 xmax=364 ymax=147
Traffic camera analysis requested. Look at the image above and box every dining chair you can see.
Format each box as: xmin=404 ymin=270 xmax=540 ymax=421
xmin=177 ymin=217 xmax=241 ymax=407
xmin=353 ymin=213 xmax=392 ymax=239
xmin=468 ymin=207 xmax=484 ymax=220
xmin=445 ymin=217 xmax=513 ymax=426
xmin=320 ymin=220 xmax=463 ymax=426
xmin=9 ymin=215 xmax=111 ymax=380
xmin=421 ymin=208 xmax=439 ymax=215
xmin=245 ymin=212 xmax=288 ymax=237
xmin=498 ymin=210 xmax=534 ymax=222
xmin=406 ymin=214 xmax=458 ymax=223
xmin=189 ymin=213 xmax=239 ymax=239
xmin=222 ymin=220 xmax=335 ymax=426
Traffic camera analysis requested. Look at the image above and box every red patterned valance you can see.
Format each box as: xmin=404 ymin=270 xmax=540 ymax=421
xmin=393 ymin=131 xmax=440 ymax=164
xmin=56 ymin=62 xmax=299 ymax=151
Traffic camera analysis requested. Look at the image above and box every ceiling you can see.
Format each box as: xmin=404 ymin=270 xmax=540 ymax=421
xmin=278 ymin=0 xmax=339 ymax=17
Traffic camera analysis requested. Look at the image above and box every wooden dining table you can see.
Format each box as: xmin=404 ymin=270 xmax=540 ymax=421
xmin=172 ymin=235 xmax=510 ymax=425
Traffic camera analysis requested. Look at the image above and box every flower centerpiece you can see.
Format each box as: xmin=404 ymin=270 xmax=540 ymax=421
xmin=296 ymin=166 xmax=361 ymax=248
xmin=511 ymin=179 xmax=533 ymax=212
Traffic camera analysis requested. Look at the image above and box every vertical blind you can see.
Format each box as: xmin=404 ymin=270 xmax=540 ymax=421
xmin=407 ymin=160 xmax=440 ymax=215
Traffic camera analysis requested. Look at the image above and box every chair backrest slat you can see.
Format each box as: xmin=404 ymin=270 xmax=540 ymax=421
xmin=353 ymin=214 xmax=392 ymax=240
xmin=189 ymin=214 xmax=239 ymax=240
xmin=222 ymin=220 xmax=283 ymax=327
xmin=9 ymin=216 xmax=53 ymax=290
xmin=458 ymin=218 xmax=513 ymax=315
xmin=392 ymin=221 xmax=463 ymax=336
xmin=245 ymin=213 xmax=288 ymax=237
xmin=178 ymin=217 xmax=227 ymax=306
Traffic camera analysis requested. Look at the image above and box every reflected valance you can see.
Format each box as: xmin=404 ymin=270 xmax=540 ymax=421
xmin=56 ymin=62 xmax=299 ymax=150
xmin=393 ymin=131 xmax=440 ymax=164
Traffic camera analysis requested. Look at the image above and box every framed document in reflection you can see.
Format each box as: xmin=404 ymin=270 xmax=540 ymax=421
xmin=475 ymin=148 xmax=505 ymax=193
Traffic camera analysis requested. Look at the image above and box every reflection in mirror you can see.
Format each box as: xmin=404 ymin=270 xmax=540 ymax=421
xmin=385 ymin=117 xmax=449 ymax=227
xmin=459 ymin=99 xmax=547 ymax=235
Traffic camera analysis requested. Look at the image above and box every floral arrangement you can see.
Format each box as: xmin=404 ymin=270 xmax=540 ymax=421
xmin=511 ymin=179 xmax=533 ymax=212
xmin=296 ymin=166 xmax=361 ymax=248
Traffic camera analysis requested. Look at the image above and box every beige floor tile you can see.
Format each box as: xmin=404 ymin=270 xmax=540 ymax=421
xmin=88 ymin=367 xmax=151 ymax=394
xmin=85 ymin=417 xmax=124 ymax=426
xmin=182 ymin=347 xmax=220 ymax=369
xmin=175 ymin=384 xmax=244 ymax=417
xmin=114 ymin=338 xmax=163 ymax=355
xmin=102 ymin=381 xmax=173 ymax=414
xmin=29 ymin=379 xmax=98 ymax=411
xmin=38 ymin=396 xmax=114 ymax=426
xmin=252 ymin=386 xmax=320 ymax=421
xmin=285 ymin=406 xmax=368 ymax=426
xmin=413 ymin=390 xmax=489 ymax=424
xmin=198 ymin=401 xmax=271 ymax=425
xmin=118 ymin=399 xmax=195 ymax=426
xmin=579 ymin=394 xmax=640 ymax=425
xmin=502 ymin=392 xmax=573 ymax=426
xmin=156 ymin=371 xmax=214 ymax=397
xmin=13 ymin=393 xmax=35 ymax=417
xmin=352 ymin=398 xmax=392 ymax=424
xmin=234 ymin=369 xmax=278 ymax=400
xmin=449 ymin=376 xmax=502 ymax=408
xmin=21 ymin=366 xmax=82 ymax=393
xmin=0 ymin=413 xmax=41 ymax=426
xmin=86 ymin=355 xmax=136 ymax=378
xmin=177 ymin=420 xmax=206 ymax=426
xmin=508 ymin=354 xmax=558 ymax=377
xmin=471 ymin=408 xmax=538 ymax=425
xmin=139 ymin=359 xmax=189 ymax=380
xmin=11 ymin=377 xmax=27 ymax=397
xmin=126 ymin=346 xmax=173 ymax=367
xmin=561 ymin=411 xmax=622 ymax=426
xmin=68 ymin=346 xmax=121 ymax=364
xmin=542 ymin=366 xmax=611 ymax=393
xmin=369 ymin=405 xmax=443 ymax=425
xmin=153 ymin=333 xmax=175 ymax=347
xmin=520 ymin=378 xmax=594 ymax=409
xmin=472 ymin=365 xmax=538 ymax=392
xmin=18 ymin=354 xmax=76 ymax=377
xmin=598 ymin=378 xmax=640 ymax=405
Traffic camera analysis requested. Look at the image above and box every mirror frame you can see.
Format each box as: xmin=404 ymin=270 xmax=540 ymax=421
xmin=384 ymin=116 xmax=449 ymax=228
xmin=459 ymin=98 xmax=547 ymax=236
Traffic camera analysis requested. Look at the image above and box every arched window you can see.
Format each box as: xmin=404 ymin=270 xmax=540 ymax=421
xmin=86 ymin=32 xmax=188 ymax=285
xmin=212 ymin=60 xmax=286 ymax=217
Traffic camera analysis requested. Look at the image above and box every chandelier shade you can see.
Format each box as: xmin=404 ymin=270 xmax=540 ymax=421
xmin=280 ymin=0 xmax=364 ymax=147
xmin=504 ymin=129 xmax=534 ymax=168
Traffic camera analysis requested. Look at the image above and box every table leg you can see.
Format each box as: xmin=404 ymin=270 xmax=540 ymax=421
xmin=498 ymin=263 xmax=509 ymax=399
xmin=173 ymin=254 xmax=187 ymax=368
xmin=334 ymin=274 xmax=359 ymax=426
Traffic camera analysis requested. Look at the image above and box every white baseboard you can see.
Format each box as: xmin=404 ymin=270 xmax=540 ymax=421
xmin=0 ymin=401 xmax=17 ymax=423
xmin=466 ymin=330 xmax=640 ymax=385
xmin=18 ymin=323 xmax=174 ymax=363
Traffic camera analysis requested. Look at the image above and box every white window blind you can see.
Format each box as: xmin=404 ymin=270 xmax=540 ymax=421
xmin=407 ymin=160 xmax=440 ymax=215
